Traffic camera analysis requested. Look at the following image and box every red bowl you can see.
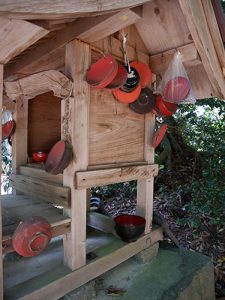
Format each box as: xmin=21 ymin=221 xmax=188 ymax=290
xmin=114 ymin=214 xmax=146 ymax=242
xmin=163 ymin=76 xmax=191 ymax=103
xmin=32 ymin=152 xmax=48 ymax=163
xmin=155 ymin=96 xmax=177 ymax=116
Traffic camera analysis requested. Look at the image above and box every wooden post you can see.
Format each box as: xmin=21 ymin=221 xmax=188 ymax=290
xmin=12 ymin=96 xmax=28 ymax=173
xmin=0 ymin=64 xmax=4 ymax=300
xmin=136 ymin=112 xmax=155 ymax=234
xmin=62 ymin=40 xmax=90 ymax=270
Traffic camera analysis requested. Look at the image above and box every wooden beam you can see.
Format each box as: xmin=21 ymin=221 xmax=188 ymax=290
xmin=178 ymin=0 xmax=225 ymax=99
xmin=0 ymin=18 xmax=48 ymax=64
xmin=76 ymin=164 xmax=158 ymax=189
xmin=201 ymin=0 xmax=225 ymax=72
xmin=9 ymin=227 xmax=163 ymax=300
xmin=77 ymin=7 xmax=142 ymax=43
xmin=0 ymin=1 xmax=149 ymax=20
xmin=63 ymin=40 xmax=90 ymax=270
xmin=5 ymin=9 xmax=142 ymax=78
xmin=10 ymin=174 xmax=70 ymax=207
xmin=137 ymin=112 xmax=155 ymax=234
xmin=211 ymin=0 xmax=225 ymax=43
xmin=0 ymin=64 xmax=4 ymax=300
xmin=149 ymin=43 xmax=201 ymax=74
xmin=4 ymin=70 xmax=73 ymax=100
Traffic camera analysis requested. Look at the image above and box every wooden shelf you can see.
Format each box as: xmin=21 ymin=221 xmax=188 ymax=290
xmin=2 ymin=195 xmax=71 ymax=254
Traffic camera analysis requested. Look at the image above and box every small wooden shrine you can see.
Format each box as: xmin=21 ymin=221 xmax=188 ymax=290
xmin=0 ymin=0 xmax=224 ymax=299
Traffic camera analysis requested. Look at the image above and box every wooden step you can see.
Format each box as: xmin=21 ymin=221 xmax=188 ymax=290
xmin=20 ymin=164 xmax=63 ymax=184
xmin=10 ymin=174 xmax=70 ymax=208
xmin=2 ymin=195 xmax=71 ymax=254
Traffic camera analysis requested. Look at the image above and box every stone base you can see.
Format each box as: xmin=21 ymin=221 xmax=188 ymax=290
xmin=134 ymin=242 xmax=159 ymax=264
xmin=64 ymin=243 xmax=215 ymax=300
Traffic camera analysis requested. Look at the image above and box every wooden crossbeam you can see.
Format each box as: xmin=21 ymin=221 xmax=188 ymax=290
xmin=178 ymin=0 xmax=225 ymax=99
xmin=4 ymin=70 xmax=73 ymax=100
xmin=4 ymin=8 xmax=142 ymax=78
xmin=149 ymin=43 xmax=201 ymax=74
xmin=75 ymin=164 xmax=158 ymax=189
xmin=0 ymin=18 xmax=48 ymax=64
xmin=0 ymin=1 xmax=148 ymax=20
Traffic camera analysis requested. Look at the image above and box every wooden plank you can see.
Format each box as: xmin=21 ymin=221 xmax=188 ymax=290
xmin=0 ymin=18 xmax=48 ymax=64
xmin=27 ymin=92 xmax=61 ymax=156
xmin=2 ymin=219 xmax=71 ymax=254
xmin=89 ymin=88 xmax=145 ymax=165
xmin=87 ymin=212 xmax=115 ymax=234
xmin=149 ymin=43 xmax=201 ymax=74
xmin=77 ymin=7 xmax=142 ymax=43
xmin=9 ymin=174 xmax=70 ymax=207
xmin=92 ymin=35 xmax=149 ymax=65
xmin=4 ymin=70 xmax=73 ymax=101
xmin=137 ymin=111 xmax=155 ymax=234
xmin=12 ymin=96 xmax=28 ymax=174
xmin=178 ymin=0 xmax=225 ymax=99
xmin=13 ymin=227 xmax=163 ymax=300
xmin=0 ymin=1 xmax=149 ymax=20
xmin=63 ymin=40 xmax=90 ymax=270
xmin=19 ymin=166 xmax=63 ymax=184
xmin=76 ymin=164 xmax=158 ymax=189
xmin=135 ymin=0 xmax=191 ymax=55
xmin=187 ymin=64 xmax=215 ymax=99
xmin=211 ymin=0 xmax=225 ymax=43
xmin=0 ymin=64 xmax=4 ymax=300
xmin=202 ymin=0 xmax=225 ymax=72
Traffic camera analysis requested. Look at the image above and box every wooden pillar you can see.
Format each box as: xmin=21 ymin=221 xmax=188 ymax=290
xmin=136 ymin=113 xmax=155 ymax=234
xmin=0 ymin=64 xmax=4 ymax=300
xmin=12 ymin=96 xmax=28 ymax=173
xmin=62 ymin=40 xmax=90 ymax=270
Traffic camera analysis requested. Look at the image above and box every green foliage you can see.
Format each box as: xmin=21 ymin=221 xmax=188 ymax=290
xmin=1 ymin=140 xmax=12 ymax=193
xmin=173 ymin=99 xmax=225 ymax=226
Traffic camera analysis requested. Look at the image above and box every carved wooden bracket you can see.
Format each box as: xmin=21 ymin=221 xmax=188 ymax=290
xmin=4 ymin=70 xmax=73 ymax=100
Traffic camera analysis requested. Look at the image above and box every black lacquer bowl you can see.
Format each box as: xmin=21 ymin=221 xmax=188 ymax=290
xmin=114 ymin=214 xmax=146 ymax=243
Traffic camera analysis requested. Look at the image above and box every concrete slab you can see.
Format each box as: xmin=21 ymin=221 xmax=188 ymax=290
xmin=64 ymin=243 xmax=215 ymax=300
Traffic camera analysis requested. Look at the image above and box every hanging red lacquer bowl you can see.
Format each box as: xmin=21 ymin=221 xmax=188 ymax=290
xmin=163 ymin=76 xmax=191 ymax=103
xmin=106 ymin=64 xmax=127 ymax=89
xmin=152 ymin=124 xmax=168 ymax=149
xmin=2 ymin=120 xmax=16 ymax=140
xmin=12 ymin=216 xmax=53 ymax=257
xmin=45 ymin=140 xmax=72 ymax=175
xmin=86 ymin=55 xmax=118 ymax=89
xmin=130 ymin=61 xmax=152 ymax=88
xmin=113 ymin=83 xmax=141 ymax=104
xmin=129 ymin=88 xmax=156 ymax=114
xmin=155 ymin=96 xmax=177 ymax=117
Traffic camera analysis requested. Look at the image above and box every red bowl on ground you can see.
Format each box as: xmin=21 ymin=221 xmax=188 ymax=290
xmin=114 ymin=214 xmax=146 ymax=242
xmin=32 ymin=152 xmax=47 ymax=163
